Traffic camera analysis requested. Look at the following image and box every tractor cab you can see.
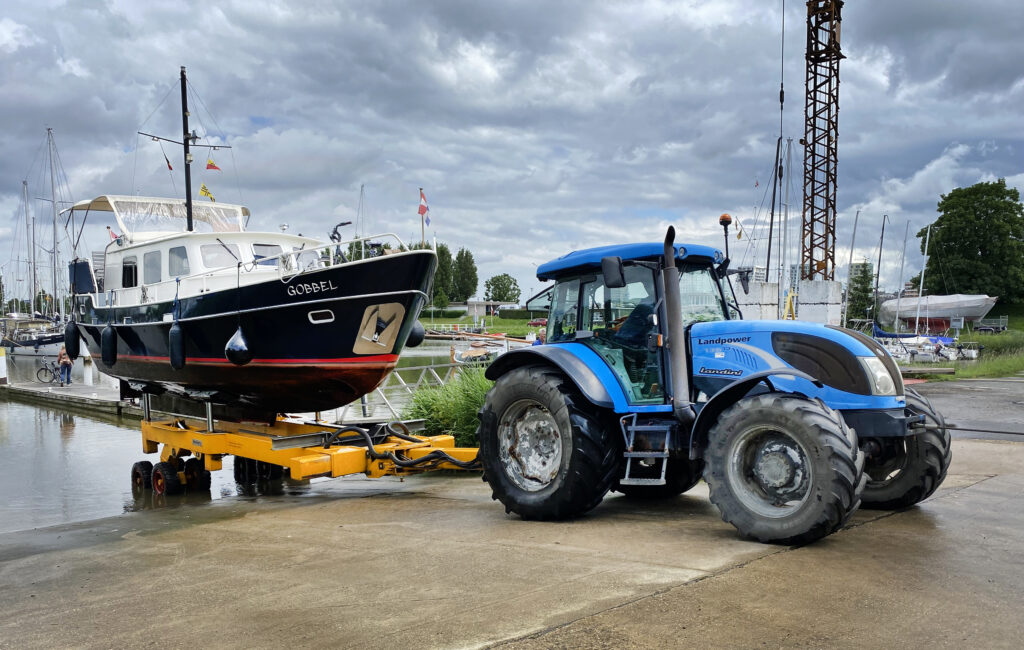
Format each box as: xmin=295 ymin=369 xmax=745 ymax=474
xmin=534 ymin=242 xmax=730 ymax=406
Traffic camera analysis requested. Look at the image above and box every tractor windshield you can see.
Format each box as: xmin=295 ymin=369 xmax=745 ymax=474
xmin=678 ymin=263 xmax=728 ymax=324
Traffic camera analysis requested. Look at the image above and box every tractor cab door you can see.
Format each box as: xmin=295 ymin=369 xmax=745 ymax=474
xmin=578 ymin=265 xmax=666 ymax=405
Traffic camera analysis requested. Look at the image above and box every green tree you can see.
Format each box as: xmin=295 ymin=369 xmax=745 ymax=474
xmin=434 ymin=243 xmax=454 ymax=299
xmin=452 ymin=248 xmax=478 ymax=302
xmin=917 ymin=179 xmax=1024 ymax=301
xmin=845 ymin=259 xmax=874 ymax=324
xmin=484 ymin=273 xmax=521 ymax=303
xmin=433 ymin=287 xmax=449 ymax=310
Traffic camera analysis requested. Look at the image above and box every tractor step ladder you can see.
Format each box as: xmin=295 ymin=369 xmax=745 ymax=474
xmin=619 ymin=414 xmax=671 ymax=486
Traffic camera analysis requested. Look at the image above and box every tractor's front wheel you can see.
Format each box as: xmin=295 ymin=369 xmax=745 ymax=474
xmin=860 ymin=388 xmax=951 ymax=510
xmin=477 ymin=365 xmax=618 ymax=520
xmin=705 ymin=393 xmax=864 ymax=545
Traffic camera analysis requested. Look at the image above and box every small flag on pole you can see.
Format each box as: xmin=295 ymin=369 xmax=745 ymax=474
xmin=206 ymin=158 xmax=221 ymax=171
xmin=107 ymin=226 xmax=118 ymax=241
xmin=418 ymin=188 xmax=430 ymax=227
xmin=200 ymin=183 xmax=216 ymax=202
xmin=164 ymin=153 xmax=173 ymax=171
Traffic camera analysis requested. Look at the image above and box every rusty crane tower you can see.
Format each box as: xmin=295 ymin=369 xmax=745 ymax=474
xmin=800 ymin=0 xmax=843 ymax=280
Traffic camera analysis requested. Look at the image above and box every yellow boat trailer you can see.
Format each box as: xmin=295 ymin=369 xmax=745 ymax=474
xmin=131 ymin=396 xmax=481 ymax=495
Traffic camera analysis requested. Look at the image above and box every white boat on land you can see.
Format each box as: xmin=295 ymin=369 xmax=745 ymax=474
xmin=877 ymin=294 xmax=997 ymax=331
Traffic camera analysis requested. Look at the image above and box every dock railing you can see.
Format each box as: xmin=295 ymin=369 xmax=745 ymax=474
xmin=324 ymin=359 xmax=464 ymax=423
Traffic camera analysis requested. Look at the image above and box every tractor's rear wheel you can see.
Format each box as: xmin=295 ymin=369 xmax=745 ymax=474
xmin=477 ymin=365 xmax=618 ymax=520
xmin=860 ymin=388 xmax=951 ymax=510
xmin=705 ymin=393 xmax=864 ymax=545
xmin=615 ymin=456 xmax=705 ymax=499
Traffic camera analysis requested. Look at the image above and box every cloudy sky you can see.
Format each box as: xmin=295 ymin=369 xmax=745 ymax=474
xmin=1 ymin=0 xmax=1022 ymax=304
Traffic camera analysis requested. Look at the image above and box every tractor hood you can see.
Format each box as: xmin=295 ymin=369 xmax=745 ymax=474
xmin=689 ymin=319 xmax=905 ymax=411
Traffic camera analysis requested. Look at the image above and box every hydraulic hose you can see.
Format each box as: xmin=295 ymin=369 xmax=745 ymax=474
xmin=323 ymin=422 xmax=481 ymax=470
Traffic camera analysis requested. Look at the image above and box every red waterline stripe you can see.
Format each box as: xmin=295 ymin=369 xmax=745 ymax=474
xmin=121 ymin=354 xmax=399 ymax=364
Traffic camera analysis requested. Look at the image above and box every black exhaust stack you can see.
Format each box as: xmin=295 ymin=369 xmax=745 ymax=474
xmin=662 ymin=227 xmax=695 ymax=426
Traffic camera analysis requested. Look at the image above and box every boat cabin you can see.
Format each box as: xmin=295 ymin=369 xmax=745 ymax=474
xmin=67 ymin=195 xmax=335 ymax=307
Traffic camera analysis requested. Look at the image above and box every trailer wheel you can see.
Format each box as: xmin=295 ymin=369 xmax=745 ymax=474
xmin=477 ymin=365 xmax=618 ymax=520
xmin=256 ymin=461 xmax=284 ymax=481
xmin=615 ymin=457 xmax=705 ymax=499
xmin=183 ymin=458 xmax=212 ymax=491
xmin=233 ymin=457 xmax=258 ymax=484
xmin=130 ymin=461 xmax=153 ymax=495
xmin=152 ymin=461 xmax=183 ymax=496
xmin=861 ymin=388 xmax=951 ymax=510
xmin=705 ymin=393 xmax=864 ymax=545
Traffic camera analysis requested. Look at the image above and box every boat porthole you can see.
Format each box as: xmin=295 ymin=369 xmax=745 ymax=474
xmin=308 ymin=309 xmax=335 ymax=324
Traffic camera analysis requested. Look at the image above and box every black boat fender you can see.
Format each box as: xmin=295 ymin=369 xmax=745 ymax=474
xmin=101 ymin=325 xmax=117 ymax=367
xmin=168 ymin=322 xmax=186 ymax=370
xmin=225 ymin=325 xmax=253 ymax=366
xmin=64 ymin=321 xmax=81 ymax=360
xmin=407 ymin=321 xmax=426 ymax=348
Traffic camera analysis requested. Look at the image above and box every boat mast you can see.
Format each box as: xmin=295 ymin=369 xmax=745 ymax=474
xmin=180 ymin=66 xmax=194 ymax=232
xmin=914 ymin=224 xmax=932 ymax=334
xmin=894 ymin=220 xmax=909 ymax=333
xmin=47 ymin=128 xmax=59 ymax=318
xmin=23 ymin=180 xmax=37 ymax=314
xmin=779 ymin=138 xmax=793 ymax=317
xmin=840 ymin=209 xmax=859 ymax=327
xmin=872 ymin=214 xmax=889 ymax=322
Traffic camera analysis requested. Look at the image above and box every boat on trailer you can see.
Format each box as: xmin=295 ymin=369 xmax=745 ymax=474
xmin=63 ymin=67 xmax=435 ymax=415
xmin=65 ymin=195 xmax=435 ymax=412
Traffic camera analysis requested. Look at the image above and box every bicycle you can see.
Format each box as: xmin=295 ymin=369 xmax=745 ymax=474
xmin=36 ymin=358 xmax=62 ymax=384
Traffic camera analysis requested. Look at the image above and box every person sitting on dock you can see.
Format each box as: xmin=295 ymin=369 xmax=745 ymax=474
xmin=58 ymin=345 xmax=73 ymax=387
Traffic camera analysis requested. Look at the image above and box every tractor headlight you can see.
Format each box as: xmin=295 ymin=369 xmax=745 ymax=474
xmin=859 ymin=356 xmax=897 ymax=396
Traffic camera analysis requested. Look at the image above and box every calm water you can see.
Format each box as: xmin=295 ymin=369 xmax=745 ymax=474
xmin=0 ymin=400 xmax=256 ymax=533
xmin=0 ymin=340 xmax=493 ymax=534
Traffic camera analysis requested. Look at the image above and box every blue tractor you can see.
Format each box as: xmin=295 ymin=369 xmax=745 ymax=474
xmin=476 ymin=227 xmax=951 ymax=544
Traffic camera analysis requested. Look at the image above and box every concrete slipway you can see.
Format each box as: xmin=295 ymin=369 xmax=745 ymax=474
xmin=1 ymin=380 xmax=1023 ymax=649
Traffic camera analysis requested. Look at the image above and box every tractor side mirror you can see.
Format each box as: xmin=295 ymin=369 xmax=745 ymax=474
xmin=601 ymin=256 xmax=626 ymax=289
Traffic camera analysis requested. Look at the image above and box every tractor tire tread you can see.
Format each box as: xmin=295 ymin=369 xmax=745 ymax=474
xmin=477 ymin=366 xmax=618 ymax=521
xmin=705 ymin=393 xmax=864 ymax=545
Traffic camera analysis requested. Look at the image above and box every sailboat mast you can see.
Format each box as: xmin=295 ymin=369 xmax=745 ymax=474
xmin=894 ymin=221 xmax=909 ymax=333
xmin=915 ymin=224 xmax=932 ymax=334
xmin=873 ymin=214 xmax=888 ymax=320
xmin=47 ymin=128 xmax=59 ymax=317
xmin=779 ymin=138 xmax=793 ymax=316
xmin=357 ymin=184 xmax=365 ymax=259
xmin=180 ymin=66 xmax=194 ymax=232
xmin=840 ymin=209 xmax=859 ymax=328
xmin=22 ymin=180 xmax=36 ymax=313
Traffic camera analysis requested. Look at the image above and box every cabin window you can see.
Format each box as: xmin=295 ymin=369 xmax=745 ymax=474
xmin=253 ymin=243 xmax=283 ymax=267
xmin=122 ymin=256 xmax=138 ymax=288
xmin=169 ymin=246 xmax=190 ymax=276
xmin=200 ymin=243 xmax=241 ymax=269
xmin=143 ymin=251 xmax=161 ymax=285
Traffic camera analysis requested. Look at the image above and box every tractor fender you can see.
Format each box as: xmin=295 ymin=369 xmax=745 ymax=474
xmin=485 ymin=344 xmax=627 ymax=411
xmin=689 ymin=368 xmax=823 ymax=460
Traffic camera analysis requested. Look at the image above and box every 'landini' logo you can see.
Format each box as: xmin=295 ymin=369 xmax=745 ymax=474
xmin=699 ymin=366 xmax=742 ymax=376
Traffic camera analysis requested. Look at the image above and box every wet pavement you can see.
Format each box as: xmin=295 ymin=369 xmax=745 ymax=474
xmin=0 ymin=379 xmax=1022 ymax=648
